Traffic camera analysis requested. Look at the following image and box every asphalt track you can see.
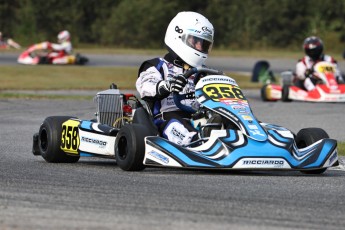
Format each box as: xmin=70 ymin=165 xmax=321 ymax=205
xmin=2 ymin=51 xmax=345 ymax=73
xmin=1 ymin=53 xmax=345 ymax=229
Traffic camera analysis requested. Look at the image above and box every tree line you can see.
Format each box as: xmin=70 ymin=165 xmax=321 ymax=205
xmin=1 ymin=0 xmax=345 ymax=51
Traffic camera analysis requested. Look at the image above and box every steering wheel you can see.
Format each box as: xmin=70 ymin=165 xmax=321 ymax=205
xmin=173 ymin=67 xmax=224 ymax=113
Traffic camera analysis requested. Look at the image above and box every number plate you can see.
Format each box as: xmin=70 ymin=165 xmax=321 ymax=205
xmin=61 ymin=119 xmax=80 ymax=154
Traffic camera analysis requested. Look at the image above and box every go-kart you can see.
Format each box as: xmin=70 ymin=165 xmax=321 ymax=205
xmin=0 ymin=38 xmax=21 ymax=49
xmin=259 ymin=61 xmax=345 ymax=102
xmin=32 ymin=67 xmax=339 ymax=174
xmin=17 ymin=42 xmax=88 ymax=65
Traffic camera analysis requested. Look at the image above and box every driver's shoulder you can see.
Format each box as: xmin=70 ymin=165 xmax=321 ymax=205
xmin=138 ymin=57 xmax=165 ymax=74
xmin=323 ymin=54 xmax=337 ymax=63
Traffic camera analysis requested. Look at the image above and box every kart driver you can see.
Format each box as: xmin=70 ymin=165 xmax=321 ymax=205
xmin=34 ymin=30 xmax=73 ymax=64
xmin=295 ymin=36 xmax=344 ymax=91
xmin=48 ymin=30 xmax=73 ymax=64
xmin=136 ymin=11 xmax=214 ymax=146
xmin=0 ymin=31 xmax=21 ymax=49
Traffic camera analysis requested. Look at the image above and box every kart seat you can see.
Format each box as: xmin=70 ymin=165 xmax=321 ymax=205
xmin=132 ymin=106 xmax=159 ymax=136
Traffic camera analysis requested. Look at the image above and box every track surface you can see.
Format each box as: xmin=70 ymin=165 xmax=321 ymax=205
xmin=1 ymin=95 xmax=345 ymax=230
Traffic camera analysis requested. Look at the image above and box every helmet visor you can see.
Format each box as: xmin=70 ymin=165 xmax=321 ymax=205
xmin=183 ymin=34 xmax=212 ymax=54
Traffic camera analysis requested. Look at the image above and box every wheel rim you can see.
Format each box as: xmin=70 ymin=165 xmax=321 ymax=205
xmin=118 ymin=136 xmax=128 ymax=160
xmin=39 ymin=128 xmax=48 ymax=152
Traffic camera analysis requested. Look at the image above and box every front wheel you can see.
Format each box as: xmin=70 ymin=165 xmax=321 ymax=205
xmin=38 ymin=116 xmax=80 ymax=163
xmin=261 ymin=84 xmax=272 ymax=101
xmin=115 ymin=124 xmax=154 ymax=171
xmin=296 ymin=128 xmax=329 ymax=174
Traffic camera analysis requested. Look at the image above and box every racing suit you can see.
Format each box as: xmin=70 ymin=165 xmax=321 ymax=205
xmin=296 ymin=55 xmax=343 ymax=91
xmin=48 ymin=41 xmax=73 ymax=64
xmin=136 ymin=53 xmax=198 ymax=145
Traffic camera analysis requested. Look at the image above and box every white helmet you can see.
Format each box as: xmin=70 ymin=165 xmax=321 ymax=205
xmin=57 ymin=30 xmax=70 ymax=43
xmin=164 ymin=11 xmax=214 ymax=67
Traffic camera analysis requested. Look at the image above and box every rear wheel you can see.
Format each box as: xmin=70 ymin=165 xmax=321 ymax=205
xmin=115 ymin=124 xmax=155 ymax=171
xmin=75 ymin=53 xmax=88 ymax=65
xmin=39 ymin=116 xmax=80 ymax=163
xmin=281 ymin=85 xmax=292 ymax=102
xmin=296 ymin=128 xmax=329 ymax=174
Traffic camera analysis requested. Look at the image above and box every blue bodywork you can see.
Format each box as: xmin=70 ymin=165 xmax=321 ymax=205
xmin=144 ymin=75 xmax=338 ymax=170
xmin=145 ymin=129 xmax=337 ymax=169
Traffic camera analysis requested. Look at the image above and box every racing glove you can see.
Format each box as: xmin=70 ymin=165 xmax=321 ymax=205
xmin=156 ymin=74 xmax=188 ymax=98
xmin=304 ymin=68 xmax=314 ymax=78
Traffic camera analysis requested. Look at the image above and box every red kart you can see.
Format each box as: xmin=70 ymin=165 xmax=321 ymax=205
xmin=17 ymin=42 xmax=88 ymax=65
xmin=260 ymin=61 xmax=345 ymax=102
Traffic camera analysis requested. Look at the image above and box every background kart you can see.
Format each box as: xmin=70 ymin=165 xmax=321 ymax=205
xmin=18 ymin=42 xmax=88 ymax=65
xmin=253 ymin=60 xmax=345 ymax=102
xmin=32 ymin=67 xmax=339 ymax=174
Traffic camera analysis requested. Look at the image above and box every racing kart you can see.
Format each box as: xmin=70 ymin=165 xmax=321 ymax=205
xmin=259 ymin=61 xmax=345 ymax=102
xmin=32 ymin=67 xmax=339 ymax=174
xmin=0 ymin=38 xmax=21 ymax=49
xmin=17 ymin=42 xmax=88 ymax=65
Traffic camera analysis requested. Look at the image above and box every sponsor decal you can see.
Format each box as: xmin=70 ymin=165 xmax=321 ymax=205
xmin=141 ymin=70 xmax=157 ymax=78
xmin=231 ymin=105 xmax=246 ymax=110
xmin=220 ymin=99 xmax=240 ymax=105
xmin=248 ymin=124 xmax=258 ymax=130
xmin=202 ymin=26 xmax=213 ymax=34
xmin=166 ymin=100 xmax=175 ymax=106
xmin=237 ymin=111 xmax=249 ymax=115
xmin=201 ymin=77 xmax=237 ymax=85
xmin=242 ymin=115 xmax=253 ymax=121
xmin=249 ymin=129 xmax=265 ymax=136
xmin=171 ymin=127 xmax=186 ymax=141
xmin=222 ymin=99 xmax=249 ymax=106
xmin=175 ymin=26 xmax=183 ymax=34
xmin=81 ymin=136 xmax=107 ymax=148
xmin=243 ymin=160 xmax=285 ymax=166
xmin=148 ymin=150 xmax=169 ymax=164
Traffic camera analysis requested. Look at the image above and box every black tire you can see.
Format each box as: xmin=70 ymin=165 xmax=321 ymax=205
xmin=281 ymin=84 xmax=292 ymax=102
xmin=38 ymin=116 xmax=80 ymax=163
xmin=115 ymin=124 xmax=155 ymax=171
xmin=38 ymin=56 xmax=50 ymax=64
xmin=75 ymin=53 xmax=88 ymax=65
xmin=296 ymin=128 xmax=329 ymax=174
xmin=261 ymin=84 xmax=270 ymax=101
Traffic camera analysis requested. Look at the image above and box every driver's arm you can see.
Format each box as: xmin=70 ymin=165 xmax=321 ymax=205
xmin=136 ymin=63 xmax=166 ymax=101
xmin=296 ymin=61 xmax=308 ymax=80
xmin=51 ymin=42 xmax=72 ymax=54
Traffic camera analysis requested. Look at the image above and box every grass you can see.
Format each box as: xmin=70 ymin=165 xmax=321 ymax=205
xmin=0 ymin=66 xmax=137 ymax=90
xmin=338 ymin=143 xmax=345 ymax=157
xmin=0 ymin=92 xmax=93 ymax=100
xmin=0 ymin=65 xmax=259 ymax=91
